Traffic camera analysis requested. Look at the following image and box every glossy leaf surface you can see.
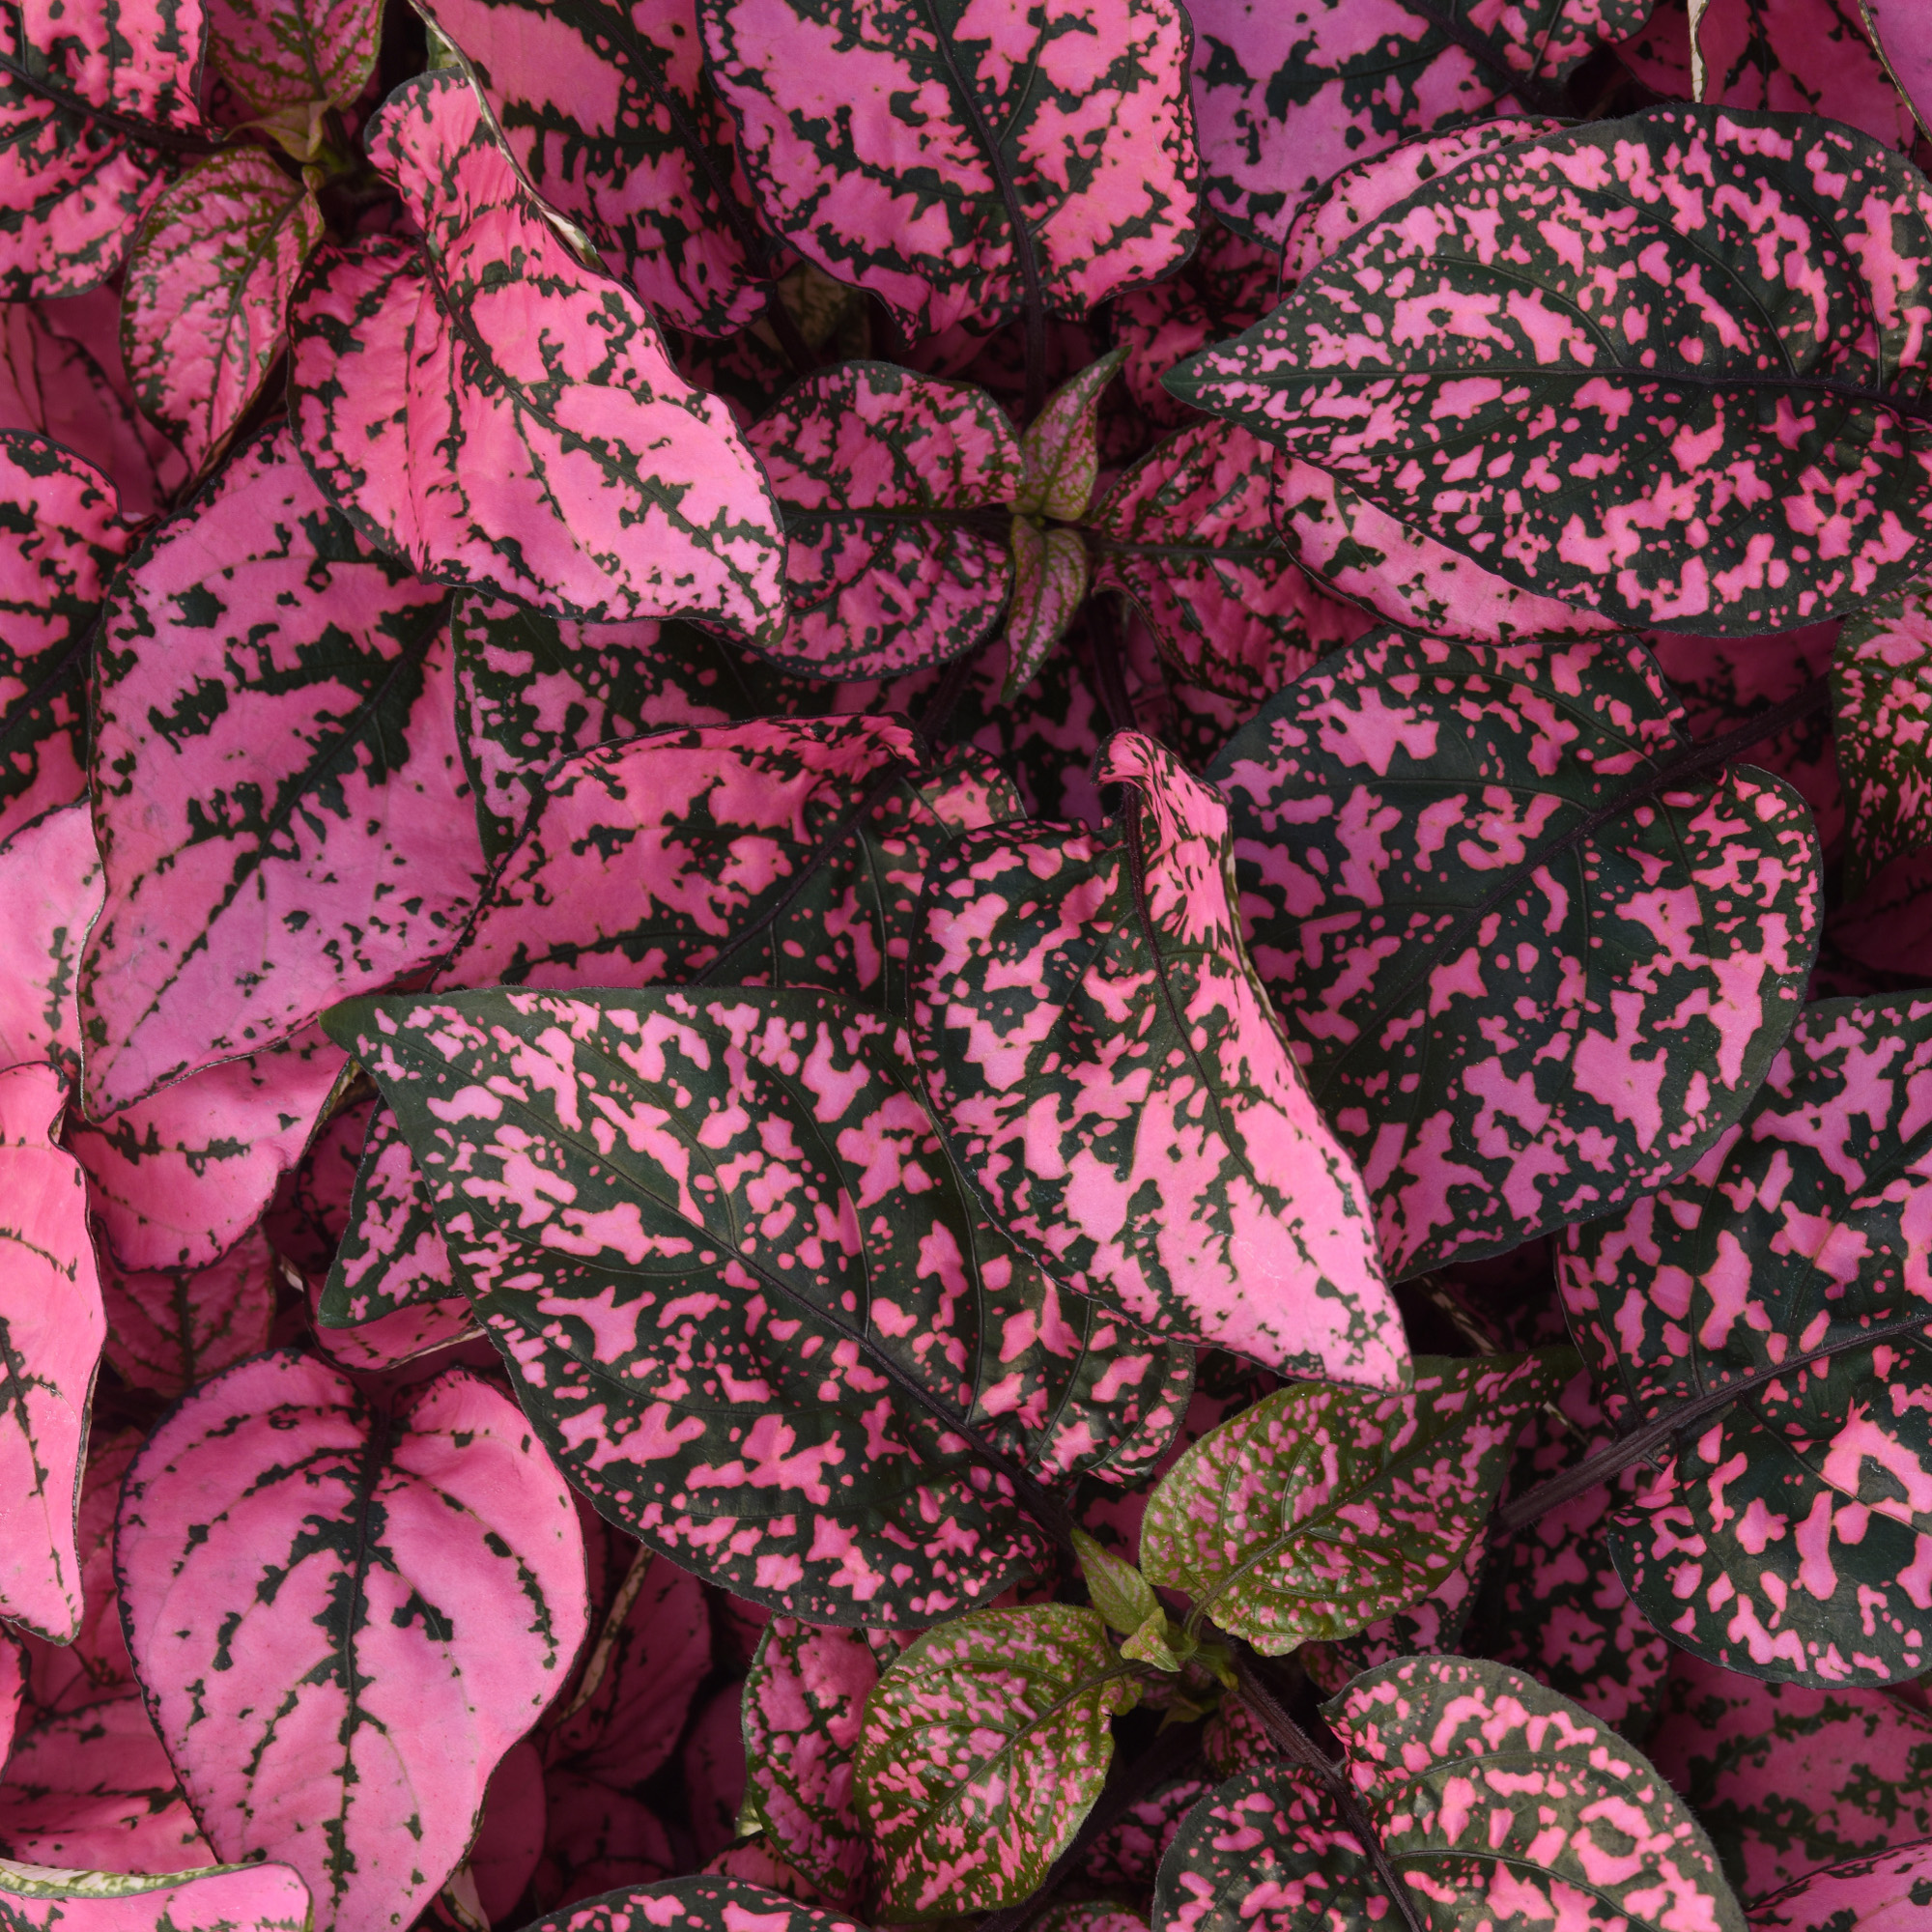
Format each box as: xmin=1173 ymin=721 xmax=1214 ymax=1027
xmin=0 ymin=800 xmax=100 ymax=1086
xmin=1834 ymin=580 xmax=1932 ymax=895
xmin=316 ymin=1100 xmax=455 ymax=1325
xmin=0 ymin=1859 xmax=310 ymax=1932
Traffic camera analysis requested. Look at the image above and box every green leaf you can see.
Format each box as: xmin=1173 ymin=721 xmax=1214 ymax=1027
xmin=855 ymin=1604 xmax=1140 ymax=1919
xmin=1002 ymin=520 xmax=1088 ymax=697
xmin=1072 ymin=1527 xmax=1161 ymax=1640
xmin=1017 ymin=347 xmax=1127 ymax=523
xmin=1140 ymin=1353 xmax=1568 ymax=1653
xmin=1834 ymin=578 xmax=1932 ymax=897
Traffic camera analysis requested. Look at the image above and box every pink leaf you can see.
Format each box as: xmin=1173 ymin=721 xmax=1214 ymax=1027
xmin=1833 ymin=588 xmax=1932 ymax=892
xmin=96 ymin=1220 xmax=277 ymax=1396
xmin=208 ymin=0 xmax=384 ymax=126
xmin=683 ymin=1682 xmax=748 ymax=1862
xmin=81 ymin=425 xmax=484 ymax=1115
xmin=521 ymin=1877 xmax=866 ymax=1932
xmin=0 ymin=1630 xmax=20 ymax=1760
xmin=316 ymin=1101 xmax=457 ymax=1327
xmin=307 ymin=1293 xmax=482 ymax=1375
xmin=699 ymin=0 xmax=1199 ymax=339
xmin=0 ymin=1859 xmax=308 ymax=1932
xmin=471 ymin=1740 xmax=546 ymax=1925
xmin=121 ymin=148 xmax=322 ymax=471
xmin=264 ymin=1091 xmax=373 ymax=1279
xmin=0 ymin=801 xmax=101 ymax=1087
xmin=1748 ymin=1838 xmax=1932 ymax=1928
xmin=1865 ymin=0 xmax=1932 ymax=139
xmin=1003 ymin=521 xmax=1088 ymax=697
xmin=0 ymin=1061 xmax=102 ymax=1644
xmin=533 ymin=1776 xmax=674 ymax=1913
xmin=290 ymin=71 xmax=784 ymax=634
xmin=118 ymin=1350 xmax=590 ymax=1932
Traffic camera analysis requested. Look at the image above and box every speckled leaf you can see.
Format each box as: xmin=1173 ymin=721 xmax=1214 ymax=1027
xmin=419 ymin=0 xmax=772 ymax=335
xmin=1209 ymin=629 xmax=1821 ymax=1279
xmin=264 ymin=1089 xmax=371 ymax=1280
xmin=1018 ymin=348 xmax=1126 ymax=524
xmin=117 ymin=1350 xmax=589 ymax=1932
xmin=517 ymin=1876 xmax=866 ymax=1932
xmin=1297 ymin=1532 xmax=1488 ymax=1697
xmin=0 ymin=801 xmax=100 ymax=1088
xmin=1154 ymin=1655 xmax=1745 ymax=1932
xmin=326 ymin=984 xmax=1189 ymax=1624
xmin=1559 ymin=994 xmax=1932 ymax=1683
xmin=1003 ymin=520 xmax=1087 ymax=697
xmin=913 ymin=727 xmax=1404 ymax=1381
xmin=1747 ymin=1837 xmax=1932 ymax=1928
xmin=0 ymin=1060 xmax=102 ymax=1645
xmin=0 ymin=1858 xmax=310 ymax=1932
xmin=856 ymin=1604 xmax=1140 ymax=1918
xmin=0 ymin=432 xmax=126 ymax=846
xmin=289 ymin=71 xmax=784 ymax=634
xmin=744 ymin=1619 xmax=876 ymax=1907
xmin=96 ymin=1221 xmax=276 ymax=1397
xmin=1864 ymin=0 xmax=1932 ymax=142
xmin=308 ymin=1293 xmax=481 ymax=1376
xmin=315 ymin=1101 xmax=456 ymax=1326
xmin=1091 ymin=424 xmax=1372 ymax=704
xmin=1834 ymin=579 xmax=1932 ymax=895
xmin=81 ymin=425 xmax=485 ymax=1116
xmin=698 ymin=0 xmax=1200 ymax=341
xmin=1140 ymin=1352 xmax=1563 ymax=1653
xmin=121 ymin=149 xmax=321 ymax=472
xmin=1176 ymin=106 xmax=1932 ymax=635
xmin=208 ymin=0 xmax=382 ymax=130
xmin=1186 ymin=0 xmax=1647 ymax=245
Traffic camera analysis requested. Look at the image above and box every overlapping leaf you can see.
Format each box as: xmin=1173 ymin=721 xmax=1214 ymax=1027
xmin=1177 ymin=106 xmax=1932 ymax=636
xmin=96 ymin=1221 xmax=276 ymax=1396
xmin=290 ymin=71 xmax=784 ymax=633
xmin=1003 ymin=520 xmax=1087 ymax=696
xmin=1747 ymin=1837 xmax=1932 ymax=1928
xmin=81 ymin=424 xmax=484 ymax=1115
xmin=207 ymin=0 xmax=383 ymax=141
xmin=0 ymin=1858 xmax=310 ymax=1932
xmin=0 ymin=801 xmax=100 ymax=1086
xmin=117 ymin=1350 xmax=589 ymax=1932
xmin=1559 ymin=994 xmax=1932 ymax=1684
xmin=327 ymin=984 xmax=1192 ymax=1623
xmin=316 ymin=1101 xmax=457 ymax=1325
xmin=1834 ymin=580 xmax=1932 ymax=894
xmin=915 ymin=728 xmax=1402 ymax=1382
xmin=698 ymin=0 xmax=1200 ymax=340
xmin=1209 ymin=629 xmax=1821 ymax=1278
xmin=520 ymin=1877 xmax=866 ymax=1932
xmin=1865 ymin=0 xmax=1932 ymax=140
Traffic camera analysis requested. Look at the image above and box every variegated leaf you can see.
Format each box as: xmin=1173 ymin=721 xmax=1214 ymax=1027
xmin=1864 ymin=0 xmax=1932 ymax=141
xmin=1297 ymin=1535 xmax=1488 ymax=1697
xmin=308 ymin=1293 xmax=481 ymax=1376
xmin=1186 ymin=0 xmax=1646 ymax=245
xmin=746 ymin=361 xmax=1021 ymax=678
xmin=264 ymin=1089 xmax=371 ymax=1280
xmin=0 ymin=431 xmax=126 ymax=846
xmin=698 ymin=0 xmax=1200 ymax=340
xmin=0 ymin=1859 xmax=309 ymax=1932
xmin=0 ymin=1060 xmax=102 ymax=1645
xmin=289 ymin=71 xmax=784 ymax=634
xmin=117 ymin=1350 xmax=589 ymax=1932
xmin=683 ymin=1681 xmax=749 ymax=1861
xmin=518 ymin=1877 xmax=866 ymax=1932
xmin=855 ymin=1604 xmax=1139 ymax=1918
xmin=1210 ymin=629 xmax=1821 ymax=1279
xmin=326 ymin=984 xmax=1191 ymax=1624
xmin=315 ymin=1100 xmax=456 ymax=1326
xmin=208 ymin=0 xmax=382 ymax=135
xmin=121 ymin=148 xmax=321 ymax=471
xmin=1559 ymin=994 xmax=1932 ymax=1684
xmin=1835 ymin=581 xmax=1932 ymax=895
xmin=81 ymin=424 xmax=484 ymax=1116
xmin=1176 ymin=106 xmax=1932 ymax=635
xmin=1154 ymin=1656 xmax=1746 ymax=1932
xmin=1747 ymin=1838 xmax=1932 ymax=1928
xmin=96 ymin=1220 xmax=276 ymax=1396
xmin=913 ymin=728 xmax=1404 ymax=1382
xmin=1003 ymin=519 xmax=1087 ymax=696
xmin=1018 ymin=347 xmax=1126 ymax=524
xmin=0 ymin=801 xmax=100 ymax=1087
xmin=1140 ymin=1353 xmax=1564 ymax=1653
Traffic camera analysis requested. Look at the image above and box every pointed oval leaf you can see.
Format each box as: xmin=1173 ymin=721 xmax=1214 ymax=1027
xmin=0 ymin=801 xmax=101 ymax=1088
xmin=698 ymin=0 xmax=1200 ymax=340
xmin=96 ymin=1221 xmax=276 ymax=1397
xmin=0 ymin=1859 xmax=309 ymax=1932
xmin=117 ymin=1350 xmax=590 ymax=1932
xmin=855 ymin=1604 xmax=1140 ymax=1918
xmin=1140 ymin=1352 xmax=1564 ymax=1653
xmin=316 ymin=1100 xmax=457 ymax=1326
xmin=536 ymin=1776 xmax=674 ymax=1909
xmin=81 ymin=425 xmax=484 ymax=1115
xmin=1559 ymin=993 xmax=1932 ymax=1684
xmin=1176 ymin=106 xmax=1932 ymax=635
xmin=0 ymin=1060 xmax=103 ymax=1644
xmin=326 ymin=984 xmax=1190 ymax=1623
xmin=1002 ymin=519 xmax=1088 ymax=697
xmin=1834 ymin=578 xmax=1932 ymax=895
xmin=745 ymin=361 xmax=1021 ymax=679
xmin=913 ymin=728 xmax=1404 ymax=1382
xmin=1865 ymin=0 xmax=1932 ymax=140
xmin=1208 ymin=629 xmax=1822 ymax=1279
xmin=1017 ymin=348 xmax=1127 ymax=525
xmin=289 ymin=71 xmax=784 ymax=634
xmin=517 ymin=1876 xmax=866 ymax=1932
xmin=208 ymin=0 xmax=382 ymax=125
xmin=265 ymin=1090 xmax=373 ymax=1280
xmin=121 ymin=148 xmax=321 ymax=472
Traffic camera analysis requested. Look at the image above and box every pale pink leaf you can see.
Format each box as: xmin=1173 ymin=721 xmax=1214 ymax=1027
xmin=96 ymin=1220 xmax=277 ymax=1397
xmin=1017 ymin=348 xmax=1126 ymax=525
xmin=0 ymin=1858 xmax=308 ymax=1932
xmin=0 ymin=802 xmax=101 ymax=1088
xmin=307 ymin=1294 xmax=482 ymax=1376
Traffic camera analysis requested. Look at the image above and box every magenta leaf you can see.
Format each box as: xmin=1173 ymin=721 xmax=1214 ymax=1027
xmin=325 ymin=984 xmax=1191 ymax=1623
xmin=1186 ymin=0 xmax=1645 ymax=245
xmin=264 ymin=1090 xmax=372 ymax=1281
xmin=1176 ymin=106 xmax=1932 ymax=635
xmin=0 ymin=1061 xmax=102 ymax=1644
xmin=418 ymin=0 xmax=774 ymax=335
xmin=470 ymin=1740 xmax=545 ymax=1925
xmin=1834 ymin=581 xmax=1932 ymax=894
xmin=307 ymin=1293 xmax=481 ymax=1375
xmin=1747 ymin=1838 xmax=1932 ymax=1928
xmin=1017 ymin=349 xmax=1126 ymax=525
xmin=518 ymin=1875 xmax=867 ymax=1932
xmin=1210 ymin=630 xmax=1821 ymax=1278
xmin=121 ymin=148 xmax=322 ymax=472
xmin=0 ymin=801 xmax=101 ymax=1088
xmin=682 ymin=1680 xmax=748 ymax=1861
xmin=534 ymin=1776 xmax=673 ymax=1911
xmin=0 ymin=1858 xmax=309 ymax=1932
xmin=80 ymin=424 xmax=485 ymax=1116
xmin=0 ymin=432 xmax=127 ymax=846
xmin=1156 ymin=1656 xmax=1745 ymax=1932
xmin=1865 ymin=0 xmax=1932 ymax=140
xmin=1559 ymin=994 xmax=1932 ymax=1684
xmin=855 ymin=1604 xmax=1140 ymax=1917
xmin=697 ymin=0 xmax=1200 ymax=341
xmin=117 ymin=1350 xmax=590 ymax=1932
xmin=315 ymin=1101 xmax=456 ymax=1327
xmin=1140 ymin=1353 xmax=1566 ymax=1653
xmin=206 ymin=0 xmax=383 ymax=144
xmin=746 ymin=361 xmax=1023 ymax=678
xmin=913 ymin=728 xmax=1404 ymax=1382
xmin=96 ymin=1220 xmax=276 ymax=1396
xmin=289 ymin=71 xmax=784 ymax=635
xmin=1003 ymin=520 xmax=1088 ymax=697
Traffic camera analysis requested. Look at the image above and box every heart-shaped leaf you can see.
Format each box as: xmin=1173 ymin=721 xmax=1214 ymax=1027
xmin=208 ymin=0 xmax=383 ymax=134
xmin=81 ymin=424 xmax=484 ymax=1116
xmin=326 ymin=984 xmax=1192 ymax=1623
xmin=856 ymin=1604 xmax=1140 ymax=1918
xmin=1176 ymin=106 xmax=1932 ymax=636
xmin=120 ymin=148 xmax=321 ymax=471
xmin=1140 ymin=1353 xmax=1565 ymax=1653
xmin=744 ymin=361 xmax=1021 ymax=679
xmin=1209 ymin=629 xmax=1821 ymax=1278
xmin=96 ymin=1220 xmax=276 ymax=1396
xmin=0 ymin=1060 xmax=103 ymax=1644
xmin=1558 ymin=993 xmax=1932 ymax=1684
xmin=519 ymin=1876 xmax=866 ymax=1932
xmin=913 ymin=728 xmax=1404 ymax=1384
xmin=0 ymin=1858 xmax=310 ymax=1932
xmin=0 ymin=801 xmax=100 ymax=1088
xmin=289 ymin=71 xmax=784 ymax=635
xmin=697 ymin=0 xmax=1199 ymax=340
xmin=118 ymin=1350 xmax=590 ymax=1932
xmin=1156 ymin=1655 xmax=1745 ymax=1932
xmin=1834 ymin=579 xmax=1932 ymax=895
xmin=1865 ymin=0 xmax=1932 ymax=140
